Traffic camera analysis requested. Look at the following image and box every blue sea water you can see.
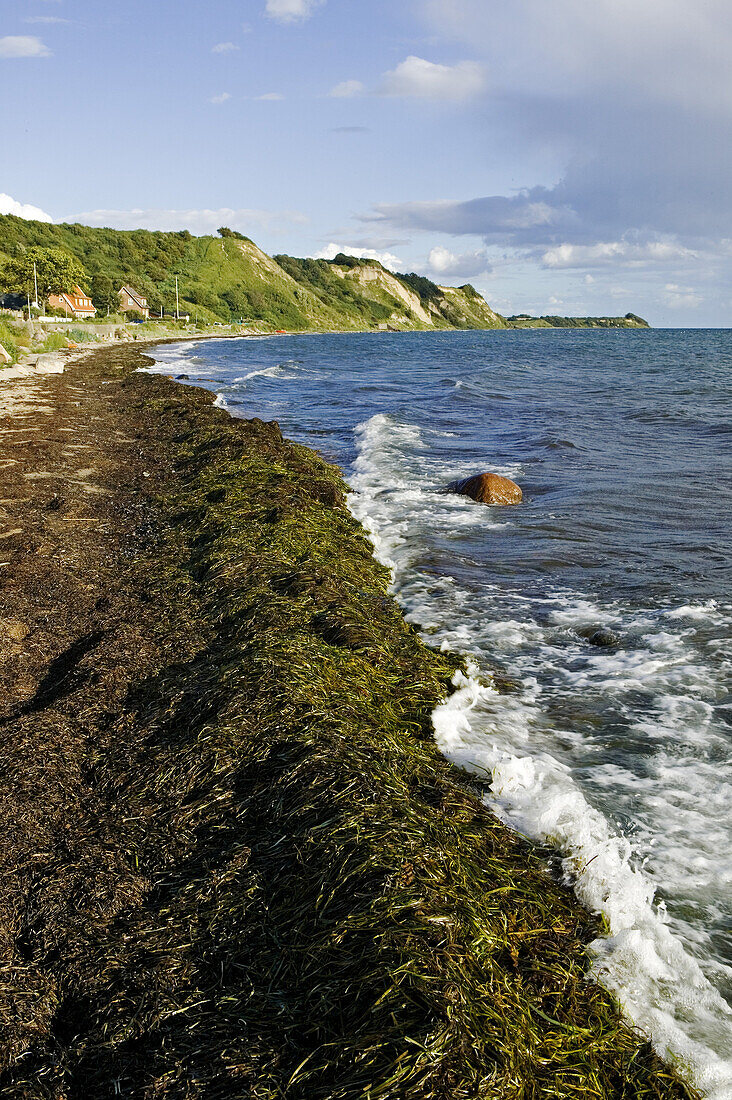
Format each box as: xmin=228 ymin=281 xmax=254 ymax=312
xmin=149 ymin=329 xmax=732 ymax=1095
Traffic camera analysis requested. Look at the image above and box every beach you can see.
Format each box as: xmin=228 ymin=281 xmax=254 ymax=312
xmin=0 ymin=340 xmax=702 ymax=1097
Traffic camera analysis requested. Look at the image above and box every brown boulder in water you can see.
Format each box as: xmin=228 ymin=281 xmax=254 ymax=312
xmin=447 ymin=472 xmax=523 ymax=506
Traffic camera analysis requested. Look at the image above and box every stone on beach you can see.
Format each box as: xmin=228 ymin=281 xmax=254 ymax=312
xmin=447 ymin=472 xmax=523 ymax=506
xmin=0 ymin=344 xmax=12 ymax=365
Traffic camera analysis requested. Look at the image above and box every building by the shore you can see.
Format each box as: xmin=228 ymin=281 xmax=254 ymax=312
xmin=118 ymin=285 xmax=149 ymax=319
xmin=48 ymin=286 xmax=96 ymax=319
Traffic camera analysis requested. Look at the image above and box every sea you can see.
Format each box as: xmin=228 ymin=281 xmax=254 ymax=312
xmin=147 ymin=329 xmax=732 ymax=1096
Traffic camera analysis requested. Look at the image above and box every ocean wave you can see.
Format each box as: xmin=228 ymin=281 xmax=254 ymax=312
xmin=348 ymin=410 xmax=732 ymax=1099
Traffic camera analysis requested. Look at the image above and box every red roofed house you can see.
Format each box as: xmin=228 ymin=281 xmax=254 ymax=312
xmin=118 ymin=285 xmax=149 ymax=319
xmin=48 ymin=285 xmax=96 ymax=319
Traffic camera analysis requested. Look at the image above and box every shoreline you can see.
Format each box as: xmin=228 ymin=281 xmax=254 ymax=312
xmin=0 ymin=341 xmax=698 ymax=1097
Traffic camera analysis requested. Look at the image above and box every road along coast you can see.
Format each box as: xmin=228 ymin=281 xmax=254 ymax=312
xmin=0 ymin=343 xmax=698 ymax=1097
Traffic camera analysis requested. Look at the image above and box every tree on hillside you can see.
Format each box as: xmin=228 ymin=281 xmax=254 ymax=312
xmin=218 ymin=227 xmax=248 ymax=241
xmin=0 ymin=246 xmax=86 ymax=302
xmin=90 ymin=272 xmax=117 ymax=314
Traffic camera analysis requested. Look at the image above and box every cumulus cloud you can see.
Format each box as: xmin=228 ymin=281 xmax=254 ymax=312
xmin=337 ymin=0 xmax=732 ymax=320
xmin=0 ymin=35 xmax=51 ymax=58
xmin=265 ymin=0 xmax=323 ymax=24
xmin=313 ymin=243 xmax=403 ymax=270
xmin=0 ymin=193 xmax=53 ymax=222
xmin=208 ymin=92 xmax=231 ymax=104
xmin=366 ymin=193 xmax=568 ymax=241
xmin=256 ymin=92 xmax=284 ymax=100
xmin=663 ymin=283 xmax=702 ymax=309
xmin=427 ymin=245 xmax=490 ymax=278
xmin=77 ymin=207 xmax=308 ymax=236
xmin=329 ymin=79 xmax=364 ymax=98
xmin=426 ymin=0 xmax=732 ymax=115
xmin=212 ymin=41 xmax=239 ymax=53
xmin=542 ymin=240 xmax=697 ymax=269
xmin=379 ymin=56 xmax=485 ymax=101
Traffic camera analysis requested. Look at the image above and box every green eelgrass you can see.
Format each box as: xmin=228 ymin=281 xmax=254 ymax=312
xmin=0 ymin=346 xmax=696 ymax=1097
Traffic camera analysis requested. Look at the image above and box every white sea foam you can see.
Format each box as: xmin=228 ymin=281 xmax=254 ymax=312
xmin=233 ymin=363 xmax=291 ymax=383
xmin=348 ymin=411 xmax=732 ymax=1098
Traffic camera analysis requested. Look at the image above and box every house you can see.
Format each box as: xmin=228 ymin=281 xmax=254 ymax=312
xmin=48 ymin=286 xmax=96 ymax=319
xmin=118 ymin=285 xmax=149 ymax=319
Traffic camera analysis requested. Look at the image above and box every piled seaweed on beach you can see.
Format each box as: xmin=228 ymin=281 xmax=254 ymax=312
xmin=0 ymin=348 xmax=696 ymax=1098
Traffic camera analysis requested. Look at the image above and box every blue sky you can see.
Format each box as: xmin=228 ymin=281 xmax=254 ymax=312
xmin=3 ymin=0 xmax=732 ymax=325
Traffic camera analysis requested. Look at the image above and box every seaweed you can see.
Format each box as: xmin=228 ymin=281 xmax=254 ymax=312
xmin=0 ymin=345 xmax=696 ymax=1098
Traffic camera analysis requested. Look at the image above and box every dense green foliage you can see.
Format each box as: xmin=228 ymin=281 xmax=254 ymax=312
xmin=396 ymin=271 xmax=443 ymax=304
xmin=0 ymin=245 xmax=86 ymax=301
xmin=90 ymin=272 xmax=117 ymax=313
xmin=274 ymin=254 xmax=395 ymax=324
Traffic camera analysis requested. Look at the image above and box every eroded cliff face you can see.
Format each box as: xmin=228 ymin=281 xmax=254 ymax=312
xmin=327 ymin=260 xmax=507 ymax=329
xmin=330 ymin=262 xmax=435 ymax=325
xmin=434 ymin=284 xmax=506 ymax=328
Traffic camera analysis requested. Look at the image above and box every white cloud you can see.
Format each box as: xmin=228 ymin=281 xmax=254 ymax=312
xmin=379 ymin=56 xmax=485 ymax=101
xmin=427 ymin=245 xmax=490 ymax=278
xmin=542 ymin=240 xmax=696 ymax=269
xmin=0 ymin=193 xmax=53 ymax=221
xmin=426 ymin=0 xmax=732 ymax=114
xmin=208 ymin=92 xmax=232 ymax=104
xmin=256 ymin=92 xmax=285 ymax=100
xmin=663 ymin=283 xmax=702 ymax=309
xmin=329 ymin=79 xmax=364 ymax=99
xmin=24 ymin=16 xmax=69 ymax=24
xmin=313 ymin=243 xmax=403 ymax=270
xmin=0 ymin=35 xmax=51 ymax=58
xmin=77 ymin=206 xmax=309 ymax=236
xmin=212 ymin=41 xmax=239 ymax=53
xmin=265 ymin=0 xmax=323 ymax=24
xmin=365 ymin=194 xmax=567 ymax=238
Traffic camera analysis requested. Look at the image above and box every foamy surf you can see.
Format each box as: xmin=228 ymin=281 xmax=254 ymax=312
xmin=348 ymin=411 xmax=732 ymax=1099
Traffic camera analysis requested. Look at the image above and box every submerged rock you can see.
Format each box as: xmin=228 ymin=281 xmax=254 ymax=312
xmin=589 ymin=628 xmax=620 ymax=647
xmin=446 ymin=472 xmax=523 ymax=506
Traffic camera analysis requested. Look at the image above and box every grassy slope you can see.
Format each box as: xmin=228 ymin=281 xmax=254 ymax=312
xmin=0 ymin=216 xmax=503 ymax=331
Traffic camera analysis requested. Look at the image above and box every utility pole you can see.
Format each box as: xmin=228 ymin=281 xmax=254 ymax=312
xmin=32 ymin=261 xmax=39 ymax=310
xmin=175 ymin=276 xmax=180 ymax=320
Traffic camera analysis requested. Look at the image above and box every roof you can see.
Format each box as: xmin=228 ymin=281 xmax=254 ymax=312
xmin=120 ymin=285 xmax=148 ymax=309
xmin=50 ymin=286 xmax=95 ymax=313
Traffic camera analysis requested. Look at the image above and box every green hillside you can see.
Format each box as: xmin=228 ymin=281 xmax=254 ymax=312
xmin=0 ymin=217 xmax=505 ymax=331
xmin=0 ymin=215 xmax=649 ymax=332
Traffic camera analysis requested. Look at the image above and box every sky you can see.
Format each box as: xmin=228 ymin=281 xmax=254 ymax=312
xmin=2 ymin=0 xmax=732 ymax=325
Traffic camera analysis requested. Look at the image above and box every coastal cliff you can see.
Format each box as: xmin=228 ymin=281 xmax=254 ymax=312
xmin=0 ymin=215 xmax=648 ymax=333
xmin=0 ymin=343 xmax=692 ymax=1097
